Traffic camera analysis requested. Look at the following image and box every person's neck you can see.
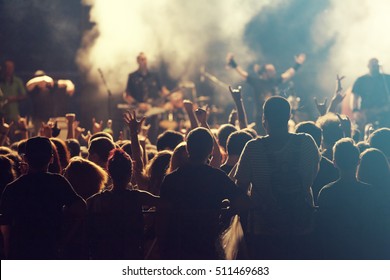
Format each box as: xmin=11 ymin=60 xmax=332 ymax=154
xmin=28 ymin=166 xmax=48 ymax=174
xmin=188 ymin=157 xmax=207 ymax=165
xmin=139 ymin=67 xmax=148 ymax=75
xmin=112 ymin=181 xmax=129 ymax=190
xmin=267 ymin=129 xmax=290 ymax=139
xmin=225 ymin=155 xmax=239 ymax=166
xmin=339 ymin=170 xmax=357 ymax=182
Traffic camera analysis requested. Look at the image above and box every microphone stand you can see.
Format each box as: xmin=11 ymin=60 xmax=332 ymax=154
xmin=98 ymin=68 xmax=113 ymax=120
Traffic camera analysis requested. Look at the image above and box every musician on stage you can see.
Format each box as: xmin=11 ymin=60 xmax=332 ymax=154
xmin=226 ymin=53 xmax=305 ymax=134
xmin=123 ymin=52 xmax=170 ymax=112
xmin=123 ymin=52 xmax=170 ymax=143
xmin=351 ymin=58 xmax=390 ymax=129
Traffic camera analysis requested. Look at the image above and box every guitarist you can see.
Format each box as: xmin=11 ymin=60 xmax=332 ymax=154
xmin=352 ymin=58 xmax=390 ymax=129
xmin=123 ymin=52 xmax=170 ymax=143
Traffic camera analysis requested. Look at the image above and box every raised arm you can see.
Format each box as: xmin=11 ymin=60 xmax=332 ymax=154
xmin=183 ymin=99 xmax=199 ymax=130
xmin=327 ymin=74 xmax=346 ymax=113
xmin=229 ymin=85 xmax=248 ymax=129
xmin=195 ymin=108 xmax=222 ymax=168
xmin=226 ymin=53 xmax=249 ymax=79
xmin=123 ymin=111 xmax=149 ymax=190
xmin=280 ymin=53 xmax=306 ymax=83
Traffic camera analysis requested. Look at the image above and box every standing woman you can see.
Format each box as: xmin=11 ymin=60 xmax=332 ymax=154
xmin=86 ymin=148 xmax=159 ymax=259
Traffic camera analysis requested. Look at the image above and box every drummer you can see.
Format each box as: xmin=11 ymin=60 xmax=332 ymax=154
xmin=123 ymin=52 xmax=170 ymax=143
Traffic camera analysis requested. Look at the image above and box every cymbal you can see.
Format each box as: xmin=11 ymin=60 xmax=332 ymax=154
xmin=196 ymin=96 xmax=210 ymax=102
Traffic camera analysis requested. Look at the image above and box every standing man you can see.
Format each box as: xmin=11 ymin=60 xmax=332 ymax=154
xmin=123 ymin=52 xmax=169 ymax=143
xmin=0 ymin=137 xmax=85 ymax=259
xmin=226 ymin=53 xmax=305 ymax=135
xmin=234 ymin=96 xmax=320 ymax=259
xmin=351 ymin=58 xmax=390 ymax=129
xmin=0 ymin=59 xmax=27 ymax=122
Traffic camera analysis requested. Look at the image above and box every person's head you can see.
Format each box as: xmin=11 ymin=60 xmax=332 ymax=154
xmin=120 ymin=140 xmax=133 ymax=157
xmin=88 ymin=137 xmax=115 ymax=168
xmin=368 ymin=128 xmax=390 ymax=160
xmin=295 ymin=121 xmax=322 ymax=148
xmin=217 ymin=124 xmax=237 ymax=151
xmin=167 ymin=142 xmax=188 ymax=173
xmin=50 ymin=138 xmax=70 ymax=171
xmin=368 ymin=57 xmax=380 ymax=76
xmin=263 ymin=96 xmax=291 ymax=133
xmin=0 ymin=155 xmax=16 ymax=194
xmin=89 ymin=131 xmax=114 ymax=144
xmin=357 ymin=148 xmax=390 ymax=187
xmin=263 ymin=64 xmax=277 ymax=79
xmin=25 ymin=136 xmax=53 ymax=170
xmin=107 ymin=148 xmax=132 ymax=187
xmin=156 ymin=130 xmax=184 ymax=151
xmin=63 ymin=156 xmax=108 ymax=200
xmin=226 ymin=131 xmax=253 ymax=157
xmin=3 ymin=59 xmax=15 ymax=77
xmin=137 ymin=52 xmax=147 ymax=69
xmin=333 ymin=138 xmax=360 ymax=172
xmin=316 ymin=113 xmax=344 ymax=150
xmin=356 ymin=141 xmax=370 ymax=154
xmin=186 ymin=127 xmax=214 ymax=163
xmin=146 ymin=150 xmax=172 ymax=194
xmin=65 ymin=138 xmax=81 ymax=158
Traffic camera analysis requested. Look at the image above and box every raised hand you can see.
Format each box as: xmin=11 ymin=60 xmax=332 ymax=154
xmin=314 ymin=97 xmax=328 ymax=116
xmin=39 ymin=121 xmax=53 ymax=138
xmin=124 ymin=110 xmax=146 ymax=134
xmin=91 ymin=118 xmax=103 ymax=134
xmin=226 ymin=53 xmax=238 ymax=68
xmin=337 ymin=113 xmax=351 ymax=137
xmin=195 ymin=108 xmax=208 ymax=126
xmin=81 ymin=130 xmax=92 ymax=143
xmin=51 ymin=121 xmax=61 ymax=137
xmin=229 ymin=85 xmax=242 ymax=102
xmin=0 ymin=118 xmax=13 ymax=136
xmin=295 ymin=53 xmax=306 ymax=65
xmin=336 ymin=74 xmax=345 ymax=93
xmin=183 ymin=99 xmax=194 ymax=113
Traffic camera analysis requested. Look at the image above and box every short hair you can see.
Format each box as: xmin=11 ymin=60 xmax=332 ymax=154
xmin=263 ymin=96 xmax=291 ymax=127
xmin=88 ymin=137 xmax=115 ymax=163
xmin=358 ymin=148 xmax=390 ymax=187
xmin=295 ymin=121 xmax=322 ymax=147
xmin=316 ymin=113 xmax=344 ymax=147
xmin=368 ymin=128 xmax=390 ymax=159
xmin=107 ymin=148 xmax=132 ymax=185
xmin=333 ymin=138 xmax=360 ymax=171
xmin=65 ymin=139 xmax=81 ymax=158
xmin=186 ymin=127 xmax=214 ymax=161
xmin=25 ymin=136 xmax=53 ymax=168
xmin=226 ymin=131 xmax=253 ymax=156
xmin=217 ymin=124 xmax=237 ymax=151
xmin=156 ymin=130 xmax=184 ymax=151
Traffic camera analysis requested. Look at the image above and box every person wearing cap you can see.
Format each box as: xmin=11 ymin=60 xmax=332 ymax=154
xmin=0 ymin=136 xmax=85 ymax=259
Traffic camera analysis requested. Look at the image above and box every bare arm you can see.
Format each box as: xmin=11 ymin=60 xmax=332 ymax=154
xmin=195 ymin=108 xmax=222 ymax=168
xmin=183 ymin=100 xmax=199 ymax=130
xmin=226 ymin=53 xmax=249 ymax=79
xmin=124 ymin=111 xmax=149 ymax=190
xmin=280 ymin=53 xmax=306 ymax=83
xmin=229 ymin=85 xmax=248 ymax=129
